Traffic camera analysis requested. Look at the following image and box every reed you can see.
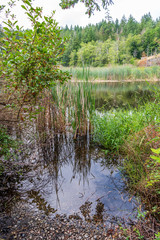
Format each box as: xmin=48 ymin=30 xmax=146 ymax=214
xmin=62 ymin=65 xmax=160 ymax=81
xmin=51 ymin=81 xmax=95 ymax=137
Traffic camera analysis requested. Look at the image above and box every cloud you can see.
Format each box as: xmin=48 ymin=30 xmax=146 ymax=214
xmin=0 ymin=0 xmax=159 ymax=29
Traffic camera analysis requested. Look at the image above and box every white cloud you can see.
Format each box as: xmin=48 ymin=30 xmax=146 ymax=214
xmin=0 ymin=0 xmax=160 ymax=29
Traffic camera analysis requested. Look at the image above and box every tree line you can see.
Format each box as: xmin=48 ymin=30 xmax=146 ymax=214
xmin=61 ymin=13 xmax=160 ymax=66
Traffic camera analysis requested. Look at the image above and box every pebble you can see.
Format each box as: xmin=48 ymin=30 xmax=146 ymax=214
xmin=0 ymin=202 xmax=123 ymax=240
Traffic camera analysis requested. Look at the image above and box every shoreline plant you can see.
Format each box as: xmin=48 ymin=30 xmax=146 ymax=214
xmin=92 ymin=101 xmax=159 ymax=151
xmin=51 ymin=81 xmax=95 ymax=137
xmin=62 ymin=65 xmax=160 ymax=81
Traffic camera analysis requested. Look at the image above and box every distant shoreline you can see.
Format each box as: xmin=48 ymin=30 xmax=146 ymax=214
xmin=70 ymin=78 xmax=160 ymax=83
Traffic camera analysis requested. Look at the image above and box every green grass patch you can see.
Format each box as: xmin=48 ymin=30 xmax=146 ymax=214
xmin=92 ymin=101 xmax=160 ymax=151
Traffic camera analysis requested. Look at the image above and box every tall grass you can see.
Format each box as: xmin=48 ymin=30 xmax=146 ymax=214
xmin=62 ymin=65 xmax=160 ymax=81
xmin=51 ymin=81 xmax=95 ymax=137
xmin=92 ymin=101 xmax=160 ymax=151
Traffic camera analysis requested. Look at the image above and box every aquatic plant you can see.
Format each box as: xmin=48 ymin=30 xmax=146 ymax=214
xmin=51 ymin=81 xmax=95 ymax=137
xmin=62 ymin=65 xmax=160 ymax=81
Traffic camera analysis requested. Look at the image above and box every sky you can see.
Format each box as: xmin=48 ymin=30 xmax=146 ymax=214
xmin=1 ymin=0 xmax=160 ymax=28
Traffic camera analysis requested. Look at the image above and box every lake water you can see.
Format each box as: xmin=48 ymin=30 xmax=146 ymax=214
xmin=5 ymin=81 xmax=158 ymax=224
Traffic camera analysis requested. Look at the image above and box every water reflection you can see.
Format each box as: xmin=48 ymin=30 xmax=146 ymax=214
xmin=3 ymin=81 xmax=152 ymax=223
xmin=15 ymin=115 xmax=137 ymax=222
xmin=92 ymin=81 xmax=157 ymax=110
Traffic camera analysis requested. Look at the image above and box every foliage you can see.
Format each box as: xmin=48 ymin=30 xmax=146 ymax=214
xmin=121 ymin=125 xmax=160 ymax=220
xmin=61 ymin=13 xmax=160 ymax=66
xmin=0 ymin=0 xmax=70 ymax=118
xmin=155 ymin=232 xmax=160 ymax=240
xmin=59 ymin=0 xmax=114 ymax=16
xmin=0 ymin=126 xmax=17 ymax=158
xmin=51 ymin=81 xmax=95 ymax=137
xmin=92 ymin=101 xmax=160 ymax=151
xmin=146 ymin=147 xmax=160 ymax=190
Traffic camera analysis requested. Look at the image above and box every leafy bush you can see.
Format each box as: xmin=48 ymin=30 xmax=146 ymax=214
xmin=0 ymin=0 xmax=70 ymax=118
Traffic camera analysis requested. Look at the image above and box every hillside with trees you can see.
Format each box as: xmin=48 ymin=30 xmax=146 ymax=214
xmin=61 ymin=13 xmax=160 ymax=66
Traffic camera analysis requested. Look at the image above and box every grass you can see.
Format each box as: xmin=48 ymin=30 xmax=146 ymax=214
xmin=92 ymin=101 xmax=160 ymax=151
xmin=51 ymin=81 xmax=95 ymax=137
xmin=62 ymin=65 xmax=160 ymax=81
xmin=121 ymin=125 xmax=160 ymax=220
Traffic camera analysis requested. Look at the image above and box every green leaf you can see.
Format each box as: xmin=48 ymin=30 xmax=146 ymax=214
xmin=151 ymin=148 xmax=160 ymax=154
xmin=150 ymin=155 xmax=160 ymax=163
xmin=26 ymin=12 xmax=34 ymax=20
xmin=3 ymin=21 xmax=12 ymax=28
xmin=3 ymin=27 xmax=10 ymax=32
xmin=24 ymin=1 xmax=32 ymax=7
xmin=21 ymin=5 xmax=27 ymax=11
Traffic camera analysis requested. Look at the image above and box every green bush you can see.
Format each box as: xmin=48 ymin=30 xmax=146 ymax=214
xmin=0 ymin=1 xmax=70 ymax=118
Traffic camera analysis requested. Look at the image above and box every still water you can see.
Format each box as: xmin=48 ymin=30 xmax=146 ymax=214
xmin=12 ymin=81 xmax=158 ymax=223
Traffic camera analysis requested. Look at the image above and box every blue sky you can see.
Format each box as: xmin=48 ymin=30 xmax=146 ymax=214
xmin=1 ymin=0 xmax=160 ymax=28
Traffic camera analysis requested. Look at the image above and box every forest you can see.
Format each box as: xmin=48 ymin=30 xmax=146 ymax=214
xmin=60 ymin=13 xmax=160 ymax=66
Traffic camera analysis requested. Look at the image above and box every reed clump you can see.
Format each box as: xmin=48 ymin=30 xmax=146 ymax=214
xmin=51 ymin=81 xmax=95 ymax=137
xmin=62 ymin=65 xmax=160 ymax=81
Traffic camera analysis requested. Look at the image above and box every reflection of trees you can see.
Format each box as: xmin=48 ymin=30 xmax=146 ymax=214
xmin=93 ymin=82 xmax=154 ymax=110
xmin=80 ymin=200 xmax=105 ymax=223
xmin=27 ymin=190 xmax=57 ymax=215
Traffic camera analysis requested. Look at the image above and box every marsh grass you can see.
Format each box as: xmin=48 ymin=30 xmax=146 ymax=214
xmin=51 ymin=81 xmax=95 ymax=137
xmin=92 ymin=101 xmax=160 ymax=151
xmin=62 ymin=65 xmax=160 ymax=81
